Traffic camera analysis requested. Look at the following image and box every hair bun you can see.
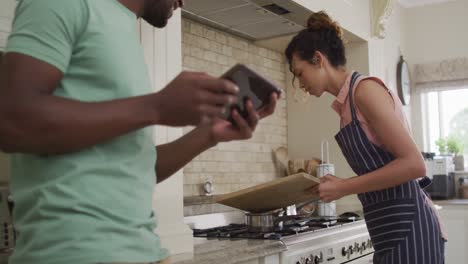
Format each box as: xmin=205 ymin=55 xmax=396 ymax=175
xmin=307 ymin=11 xmax=343 ymax=40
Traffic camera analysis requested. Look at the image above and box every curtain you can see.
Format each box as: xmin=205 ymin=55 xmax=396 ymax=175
xmin=414 ymin=57 xmax=468 ymax=92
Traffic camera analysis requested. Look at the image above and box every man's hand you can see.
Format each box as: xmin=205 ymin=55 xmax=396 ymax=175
xmin=152 ymin=71 xmax=239 ymax=127
xmin=205 ymin=93 xmax=278 ymax=145
xmin=155 ymin=92 xmax=278 ymax=183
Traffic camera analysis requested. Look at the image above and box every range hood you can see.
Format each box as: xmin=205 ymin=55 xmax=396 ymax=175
xmin=182 ymin=0 xmax=311 ymax=40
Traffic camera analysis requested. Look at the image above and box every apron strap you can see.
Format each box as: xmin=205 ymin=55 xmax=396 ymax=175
xmin=348 ymin=71 xmax=361 ymax=124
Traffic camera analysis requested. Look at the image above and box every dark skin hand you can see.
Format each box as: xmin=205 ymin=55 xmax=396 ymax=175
xmin=155 ymin=94 xmax=278 ymax=182
xmin=0 ymin=53 xmax=240 ymax=154
xmin=0 ymin=52 xmax=278 ymax=182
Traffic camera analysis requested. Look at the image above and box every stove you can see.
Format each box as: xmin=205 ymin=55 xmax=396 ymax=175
xmin=193 ymin=216 xmax=352 ymax=240
xmin=187 ymin=212 xmax=374 ymax=264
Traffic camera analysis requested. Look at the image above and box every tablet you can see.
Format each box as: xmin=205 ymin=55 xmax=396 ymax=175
xmin=221 ymin=64 xmax=281 ymax=122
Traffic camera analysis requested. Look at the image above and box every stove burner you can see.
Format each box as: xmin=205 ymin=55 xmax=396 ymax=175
xmin=193 ymin=216 xmax=361 ymax=240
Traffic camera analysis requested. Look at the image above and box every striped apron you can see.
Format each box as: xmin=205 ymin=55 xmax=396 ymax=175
xmin=334 ymin=72 xmax=445 ymax=264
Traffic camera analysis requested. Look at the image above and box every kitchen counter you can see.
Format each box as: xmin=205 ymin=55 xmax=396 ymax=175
xmin=173 ymin=237 xmax=286 ymax=264
xmin=434 ymin=199 xmax=468 ymax=206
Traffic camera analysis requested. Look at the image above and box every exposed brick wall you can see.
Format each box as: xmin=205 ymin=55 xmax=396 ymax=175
xmin=181 ymin=19 xmax=288 ymax=199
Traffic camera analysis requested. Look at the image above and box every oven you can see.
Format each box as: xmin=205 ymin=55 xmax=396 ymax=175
xmin=280 ymin=221 xmax=374 ymax=264
xmin=345 ymin=253 xmax=373 ymax=264
xmin=190 ymin=211 xmax=374 ymax=264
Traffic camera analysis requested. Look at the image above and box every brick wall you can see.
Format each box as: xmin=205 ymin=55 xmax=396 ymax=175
xmin=182 ymin=19 xmax=288 ymax=200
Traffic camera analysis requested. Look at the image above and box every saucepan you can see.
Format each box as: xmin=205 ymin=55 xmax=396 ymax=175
xmin=244 ymin=203 xmax=317 ymax=232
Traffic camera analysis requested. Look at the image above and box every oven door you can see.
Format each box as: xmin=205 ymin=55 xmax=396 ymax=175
xmin=343 ymin=252 xmax=373 ymax=264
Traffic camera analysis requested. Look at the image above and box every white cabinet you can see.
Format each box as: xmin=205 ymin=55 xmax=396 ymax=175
xmin=0 ymin=0 xmax=16 ymax=50
xmin=239 ymin=254 xmax=280 ymax=264
xmin=438 ymin=202 xmax=468 ymax=264
xmin=138 ymin=10 xmax=194 ymax=259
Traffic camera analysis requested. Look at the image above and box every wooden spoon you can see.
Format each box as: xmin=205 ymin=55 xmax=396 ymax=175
xmin=274 ymin=147 xmax=289 ymax=174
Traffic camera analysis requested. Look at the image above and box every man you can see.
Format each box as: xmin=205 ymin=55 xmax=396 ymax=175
xmin=0 ymin=0 xmax=278 ymax=263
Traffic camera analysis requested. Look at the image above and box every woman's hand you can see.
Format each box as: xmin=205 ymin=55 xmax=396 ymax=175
xmin=317 ymin=175 xmax=348 ymax=202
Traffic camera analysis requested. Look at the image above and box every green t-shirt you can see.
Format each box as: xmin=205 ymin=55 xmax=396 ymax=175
xmin=6 ymin=0 xmax=168 ymax=263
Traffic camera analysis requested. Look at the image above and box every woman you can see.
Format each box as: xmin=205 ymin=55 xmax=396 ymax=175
xmin=285 ymin=11 xmax=446 ymax=264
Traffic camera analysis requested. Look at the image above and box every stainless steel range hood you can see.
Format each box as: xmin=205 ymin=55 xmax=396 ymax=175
xmin=182 ymin=0 xmax=311 ymax=40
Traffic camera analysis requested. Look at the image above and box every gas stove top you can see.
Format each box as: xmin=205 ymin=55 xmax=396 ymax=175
xmin=193 ymin=216 xmax=361 ymax=241
xmin=186 ymin=212 xmax=373 ymax=263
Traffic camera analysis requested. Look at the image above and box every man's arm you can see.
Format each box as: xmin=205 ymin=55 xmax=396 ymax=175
xmin=0 ymin=53 xmax=237 ymax=154
xmin=0 ymin=53 xmax=156 ymax=154
xmin=155 ymin=126 xmax=214 ymax=183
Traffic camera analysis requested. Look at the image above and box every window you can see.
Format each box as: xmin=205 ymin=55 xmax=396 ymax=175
xmin=424 ymin=88 xmax=468 ymax=169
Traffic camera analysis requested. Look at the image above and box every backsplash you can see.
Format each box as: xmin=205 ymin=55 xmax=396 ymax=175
xmin=181 ymin=19 xmax=288 ymax=208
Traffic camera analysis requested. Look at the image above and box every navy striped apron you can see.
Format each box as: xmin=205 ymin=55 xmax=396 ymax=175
xmin=334 ymin=72 xmax=445 ymax=264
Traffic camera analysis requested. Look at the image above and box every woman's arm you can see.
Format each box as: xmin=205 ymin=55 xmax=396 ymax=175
xmin=318 ymin=80 xmax=425 ymax=202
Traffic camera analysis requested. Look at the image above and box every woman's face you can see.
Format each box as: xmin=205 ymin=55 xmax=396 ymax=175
xmin=291 ymin=53 xmax=327 ymax=97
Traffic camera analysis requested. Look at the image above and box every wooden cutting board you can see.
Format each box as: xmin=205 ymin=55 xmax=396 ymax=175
xmin=215 ymin=172 xmax=320 ymax=213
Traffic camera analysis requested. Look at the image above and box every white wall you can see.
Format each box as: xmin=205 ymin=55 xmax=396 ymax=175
xmin=139 ymin=12 xmax=194 ymax=259
xmin=369 ymin=4 xmax=412 ymax=125
xmin=403 ymin=0 xmax=468 ymax=65
xmin=0 ymin=0 xmax=15 ymax=50
xmin=293 ymin=0 xmax=371 ymax=40
xmin=403 ymin=0 xmax=468 ymax=150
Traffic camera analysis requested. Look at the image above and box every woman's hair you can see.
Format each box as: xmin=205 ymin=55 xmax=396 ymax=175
xmin=285 ymin=11 xmax=346 ymax=72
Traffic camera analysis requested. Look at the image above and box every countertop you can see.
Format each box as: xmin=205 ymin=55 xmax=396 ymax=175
xmin=1 ymin=241 xmax=285 ymax=264
xmin=173 ymin=238 xmax=286 ymax=264
xmin=434 ymin=199 xmax=468 ymax=206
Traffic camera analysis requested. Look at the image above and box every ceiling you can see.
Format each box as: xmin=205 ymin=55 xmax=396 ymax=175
xmin=398 ymin=0 xmax=456 ymax=8
xmin=182 ymin=0 xmax=366 ymax=43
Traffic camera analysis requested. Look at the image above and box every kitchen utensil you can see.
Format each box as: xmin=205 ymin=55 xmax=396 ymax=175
xmin=216 ymin=172 xmax=320 ymax=213
xmin=316 ymin=140 xmax=335 ymax=177
xmin=316 ymin=140 xmax=337 ymax=217
xmin=245 ymin=212 xmax=275 ymax=232
xmin=317 ymin=200 xmax=337 ymax=217
xmin=304 ymin=159 xmax=321 ymax=176
xmin=296 ymin=201 xmax=316 ymax=216
xmin=274 ymin=147 xmax=289 ymax=175
xmin=244 ymin=211 xmax=313 ymax=232
xmin=459 ymin=177 xmax=468 ymax=199
xmin=288 ymin=159 xmax=321 ymax=175
xmin=288 ymin=159 xmax=305 ymax=174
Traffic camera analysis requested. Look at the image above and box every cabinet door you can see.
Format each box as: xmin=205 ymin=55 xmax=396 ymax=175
xmin=0 ymin=0 xmax=16 ymax=50
xmin=238 ymin=254 xmax=280 ymax=264
xmin=439 ymin=205 xmax=468 ymax=264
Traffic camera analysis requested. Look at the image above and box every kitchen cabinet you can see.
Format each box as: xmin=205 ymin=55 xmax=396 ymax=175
xmin=0 ymin=0 xmax=15 ymax=50
xmin=138 ymin=11 xmax=194 ymax=258
xmin=437 ymin=201 xmax=468 ymax=264
xmin=240 ymin=254 xmax=280 ymax=264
